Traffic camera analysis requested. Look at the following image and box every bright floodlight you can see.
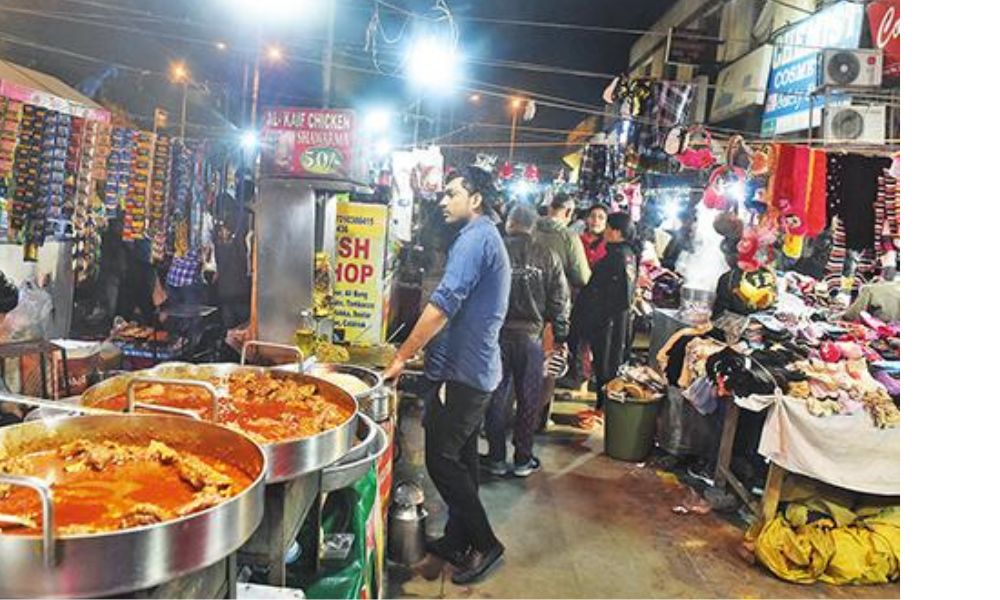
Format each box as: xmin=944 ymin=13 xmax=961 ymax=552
xmin=364 ymin=108 xmax=392 ymax=133
xmin=240 ymin=130 xmax=259 ymax=150
xmin=375 ymin=139 xmax=392 ymax=156
xmin=406 ymin=37 xmax=460 ymax=90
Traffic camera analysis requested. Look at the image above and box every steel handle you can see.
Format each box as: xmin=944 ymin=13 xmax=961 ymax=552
xmin=0 ymin=391 xmax=112 ymax=416
xmin=240 ymin=341 xmax=305 ymax=373
xmin=0 ymin=474 xmax=56 ymax=568
xmin=126 ymin=377 xmax=219 ymax=422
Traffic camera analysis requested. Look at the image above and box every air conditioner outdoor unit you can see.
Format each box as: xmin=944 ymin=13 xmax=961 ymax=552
xmin=823 ymin=104 xmax=887 ymax=144
xmin=820 ymin=48 xmax=883 ymax=88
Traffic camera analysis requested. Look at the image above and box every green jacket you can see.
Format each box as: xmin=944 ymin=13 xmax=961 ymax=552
xmin=535 ymin=216 xmax=591 ymax=288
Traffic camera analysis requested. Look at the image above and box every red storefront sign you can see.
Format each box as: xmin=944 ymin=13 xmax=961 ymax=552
xmin=867 ymin=0 xmax=900 ymax=78
xmin=261 ymin=107 xmax=355 ymax=179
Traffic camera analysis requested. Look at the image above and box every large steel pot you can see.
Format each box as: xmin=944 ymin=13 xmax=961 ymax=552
xmin=321 ymin=412 xmax=390 ymax=492
xmin=0 ymin=414 xmax=267 ymax=598
xmin=79 ymin=362 xmax=358 ymax=483
xmin=283 ymin=362 xmax=391 ymax=422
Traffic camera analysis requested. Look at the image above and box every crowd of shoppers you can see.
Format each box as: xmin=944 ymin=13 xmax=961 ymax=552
xmin=384 ymin=165 xmax=642 ymax=586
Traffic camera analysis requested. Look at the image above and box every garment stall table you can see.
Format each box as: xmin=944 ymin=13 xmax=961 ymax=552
xmin=712 ymin=394 xmax=900 ymax=523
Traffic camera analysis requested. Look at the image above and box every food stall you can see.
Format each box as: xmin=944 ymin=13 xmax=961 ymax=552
xmin=1 ymin=58 xmax=112 ymax=340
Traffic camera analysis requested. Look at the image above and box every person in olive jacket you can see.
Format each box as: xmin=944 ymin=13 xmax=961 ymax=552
xmin=483 ymin=204 xmax=570 ymax=477
xmin=572 ymin=212 xmax=639 ymax=427
xmin=535 ymin=192 xmax=590 ymax=289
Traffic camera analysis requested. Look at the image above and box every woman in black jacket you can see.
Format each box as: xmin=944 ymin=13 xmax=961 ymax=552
xmin=573 ymin=212 xmax=639 ymax=427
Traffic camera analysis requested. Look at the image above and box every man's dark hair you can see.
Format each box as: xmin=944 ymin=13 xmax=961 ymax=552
xmin=0 ymin=272 xmax=19 ymax=314
xmin=587 ymin=204 xmax=609 ymax=216
xmin=607 ymin=212 xmax=637 ymax=242
xmin=551 ymin=192 xmax=575 ymax=212
xmin=445 ymin=165 xmax=498 ymax=214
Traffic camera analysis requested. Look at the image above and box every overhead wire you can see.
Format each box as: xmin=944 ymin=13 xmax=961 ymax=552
xmin=0 ymin=3 xmax=898 ymax=147
xmin=0 ymin=29 xmax=895 ymax=146
xmin=1 ymin=6 xmax=899 ymax=106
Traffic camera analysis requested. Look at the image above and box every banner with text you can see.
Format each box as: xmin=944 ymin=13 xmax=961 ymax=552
xmin=332 ymin=202 xmax=389 ymax=345
xmin=867 ymin=0 xmax=900 ymax=79
xmin=262 ymin=107 xmax=355 ymax=179
xmin=761 ymin=1 xmax=865 ymax=137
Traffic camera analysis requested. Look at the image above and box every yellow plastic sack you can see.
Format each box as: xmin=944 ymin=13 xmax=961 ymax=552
xmin=754 ymin=503 xmax=899 ymax=585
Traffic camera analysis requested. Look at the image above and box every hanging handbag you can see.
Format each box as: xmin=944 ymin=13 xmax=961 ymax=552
xmin=703 ymin=164 xmax=746 ymax=210
xmin=676 ymin=126 xmax=716 ymax=170
xmin=663 ymin=126 xmax=689 ymax=156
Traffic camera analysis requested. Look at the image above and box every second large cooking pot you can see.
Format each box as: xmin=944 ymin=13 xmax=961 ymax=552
xmin=79 ymin=362 xmax=358 ymax=483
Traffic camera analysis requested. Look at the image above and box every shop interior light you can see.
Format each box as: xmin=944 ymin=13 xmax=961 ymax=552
xmin=406 ymin=36 xmax=461 ymax=91
xmin=240 ymin=130 xmax=259 ymax=150
xmin=469 ymin=94 xmax=481 ymax=103
xmin=215 ymin=41 xmax=228 ymax=51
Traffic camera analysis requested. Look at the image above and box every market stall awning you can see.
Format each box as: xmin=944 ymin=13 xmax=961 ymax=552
xmin=0 ymin=58 xmax=110 ymax=122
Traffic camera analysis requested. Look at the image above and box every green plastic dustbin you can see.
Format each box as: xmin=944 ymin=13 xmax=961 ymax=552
xmin=604 ymin=394 xmax=661 ymax=462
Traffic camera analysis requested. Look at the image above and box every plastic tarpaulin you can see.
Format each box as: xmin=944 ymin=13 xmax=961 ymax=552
xmin=735 ymin=394 xmax=899 ymax=495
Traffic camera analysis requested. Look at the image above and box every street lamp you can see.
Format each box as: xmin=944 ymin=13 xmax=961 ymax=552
xmin=509 ymin=97 xmax=525 ymax=163
xmin=249 ymin=43 xmax=285 ymax=130
xmin=170 ymin=61 xmax=190 ymax=141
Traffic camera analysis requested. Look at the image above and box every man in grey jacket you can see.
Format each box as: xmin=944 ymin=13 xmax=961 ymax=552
xmin=483 ymin=204 xmax=570 ymax=477
xmin=535 ymin=192 xmax=591 ymax=289
xmin=534 ymin=193 xmax=590 ymax=418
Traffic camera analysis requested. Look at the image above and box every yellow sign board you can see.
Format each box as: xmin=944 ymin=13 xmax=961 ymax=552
xmin=332 ymin=202 xmax=389 ymax=345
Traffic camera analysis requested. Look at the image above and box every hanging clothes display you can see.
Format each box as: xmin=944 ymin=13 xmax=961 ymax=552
xmin=579 ymin=142 xmax=619 ymax=203
xmin=826 ymin=154 xmax=891 ymax=251
xmin=637 ymin=81 xmax=695 ymax=153
xmin=823 ymin=153 xmax=896 ymax=290
xmin=767 ymin=144 xmax=828 ymax=259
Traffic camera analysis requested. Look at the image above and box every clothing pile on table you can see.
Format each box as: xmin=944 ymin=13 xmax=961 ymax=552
xmin=657 ymin=272 xmax=900 ymax=430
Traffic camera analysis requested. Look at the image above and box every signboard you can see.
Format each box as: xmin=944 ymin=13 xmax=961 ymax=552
xmin=710 ymin=44 xmax=774 ymax=123
xmin=0 ymin=80 xmax=111 ymax=123
xmin=261 ymin=107 xmax=355 ymax=179
xmin=332 ymin=202 xmax=389 ymax=345
xmin=867 ymin=0 xmax=900 ymax=78
xmin=761 ymin=1 xmax=865 ymax=137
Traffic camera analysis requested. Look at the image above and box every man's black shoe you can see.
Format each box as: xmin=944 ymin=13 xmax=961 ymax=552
xmin=451 ymin=542 xmax=504 ymax=585
xmin=425 ymin=537 xmax=469 ymax=568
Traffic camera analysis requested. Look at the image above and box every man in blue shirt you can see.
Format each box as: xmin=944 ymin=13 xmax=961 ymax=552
xmin=384 ymin=165 xmax=510 ymax=584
